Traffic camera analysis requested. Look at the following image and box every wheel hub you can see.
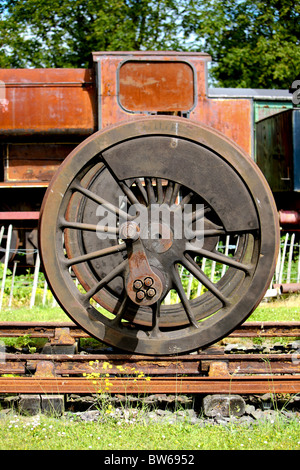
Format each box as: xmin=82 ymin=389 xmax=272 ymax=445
xmin=143 ymin=222 xmax=173 ymax=254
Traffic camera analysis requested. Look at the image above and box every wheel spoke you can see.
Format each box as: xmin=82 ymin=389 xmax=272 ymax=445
xmin=170 ymin=183 xmax=181 ymax=205
xmin=61 ymin=219 xmax=119 ymax=234
xmin=191 ymin=206 xmax=206 ymax=223
xmin=175 ymin=191 xmax=194 ymax=211
xmin=119 ymin=181 xmax=140 ymax=205
xmin=156 ymin=178 xmax=164 ymax=204
xmin=148 ymin=302 xmax=162 ymax=338
xmin=194 ymin=229 xmax=226 ymax=237
xmin=83 ymin=259 xmax=127 ymax=302
xmin=172 ymin=267 xmax=200 ymax=328
xmin=134 ymin=178 xmax=148 ymax=204
xmin=145 ymin=178 xmax=156 ymax=205
xmin=163 ymin=181 xmax=174 ymax=204
xmin=109 ymin=294 xmax=130 ymax=327
xmin=181 ymin=255 xmax=230 ymax=307
xmin=186 ymin=244 xmax=252 ymax=275
xmin=65 ymin=243 xmax=126 ymax=267
xmin=73 ymin=182 xmax=133 ymax=221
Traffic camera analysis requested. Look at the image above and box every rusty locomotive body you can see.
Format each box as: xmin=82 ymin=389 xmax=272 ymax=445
xmin=0 ymin=51 xmax=297 ymax=355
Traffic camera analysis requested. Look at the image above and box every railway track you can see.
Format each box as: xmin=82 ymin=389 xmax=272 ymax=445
xmin=0 ymin=321 xmax=300 ymax=395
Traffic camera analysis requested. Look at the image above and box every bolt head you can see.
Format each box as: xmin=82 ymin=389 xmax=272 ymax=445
xmin=144 ymin=277 xmax=154 ymax=287
xmin=136 ymin=290 xmax=146 ymax=300
xmin=119 ymin=221 xmax=139 ymax=240
xmin=133 ymin=279 xmax=143 ymax=290
xmin=146 ymin=288 xmax=156 ymax=298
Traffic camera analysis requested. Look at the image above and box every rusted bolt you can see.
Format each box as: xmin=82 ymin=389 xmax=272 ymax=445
xmin=146 ymin=288 xmax=156 ymax=298
xmin=136 ymin=290 xmax=146 ymax=300
xmin=133 ymin=279 xmax=143 ymax=290
xmin=144 ymin=277 xmax=154 ymax=287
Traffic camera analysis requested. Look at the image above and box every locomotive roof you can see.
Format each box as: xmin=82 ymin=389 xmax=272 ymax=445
xmin=208 ymin=87 xmax=292 ymax=101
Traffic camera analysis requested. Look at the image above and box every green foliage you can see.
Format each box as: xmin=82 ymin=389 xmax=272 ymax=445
xmin=182 ymin=0 xmax=300 ymax=88
xmin=0 ymin=0 xmax=181 ymax=68
xmin=0 ymin=263 xmax=53 ymax=308
xmin=1 ymin=0 xmax=299 ymax=88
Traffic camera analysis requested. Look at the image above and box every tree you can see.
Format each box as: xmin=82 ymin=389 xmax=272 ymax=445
xmin=181 ymin=0 xmax=300 ymax=88
xmin=0 ymin=0 xmax=181 ymax=68
xmin=1 ymin=0 xmax=299 ymax=89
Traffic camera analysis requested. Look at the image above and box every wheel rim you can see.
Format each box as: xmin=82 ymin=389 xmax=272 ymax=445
xmin=39 ymin=117 xmax=280 ymax=355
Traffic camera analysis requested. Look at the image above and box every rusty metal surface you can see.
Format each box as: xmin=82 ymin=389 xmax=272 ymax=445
xmin=0 ymin=211 xmax=40 ymax=220
xmin=92 ymin=51 xmax=252 ymax=155
xmin=118 ymin=61 xmax=195 ymax=113
xmin=51 ymin=327 xmax=76 ymax=346
xmin=4 ymin=143 xmax=77 ymax=182
xmin=122 ymin=222 xmax=164 ymax=306
xmin=2 ymin=351 xmax=300 ymax=375
xmin=1 ymin=321 xmax=299 ymax=338
xmin=279 ymin=283 xmax=300 ymax=294
xmin=0 ymin=68 xmax=97 ymax=136
xmin=0 ymin=376 xmax=300 ymax=395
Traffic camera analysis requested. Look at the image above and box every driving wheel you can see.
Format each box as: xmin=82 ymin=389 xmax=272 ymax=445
xmin=39 ymin=117 xmax=279 ymax=355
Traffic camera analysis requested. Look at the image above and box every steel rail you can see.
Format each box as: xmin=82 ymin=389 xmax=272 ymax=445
xmin=0 ymin=321 xmax=300 ymax=338
xmin=0 ymin=376 xmax=300 ymax=395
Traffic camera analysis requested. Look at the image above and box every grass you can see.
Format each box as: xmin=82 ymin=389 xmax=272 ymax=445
xmin=0 ymin=412 xmax=299 ymax=450
xmin=0 ymin=294 xmax=299 ymax=323
xmin=0 ymin=306 xmax=70 ymax=322
xmin=250 ymin=295 xmax=300 ymax=322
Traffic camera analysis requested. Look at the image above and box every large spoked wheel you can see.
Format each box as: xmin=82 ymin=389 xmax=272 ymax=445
xmin=39 ymin=117 xmax=279 ymax=355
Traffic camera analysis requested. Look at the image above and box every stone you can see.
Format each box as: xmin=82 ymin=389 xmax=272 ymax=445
xmin=19 ymin=394 xmax=40 ymax=415
xmin=77 ymin=410 xmax=100 ymax=422
xmin=203 ymin=394 xmax=246 ymax=417
xmin=245 ymin=404 xmax=256 ymax=415
xmin=249 ymin=409 xmax=264 ymax=420
xmin=41 ymin=395 xmax=64 ymax=416
xmin=288 ymin=340 xmax=300 ymax=350
xmin=0 ymin=409 xmax=11 ymax=419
